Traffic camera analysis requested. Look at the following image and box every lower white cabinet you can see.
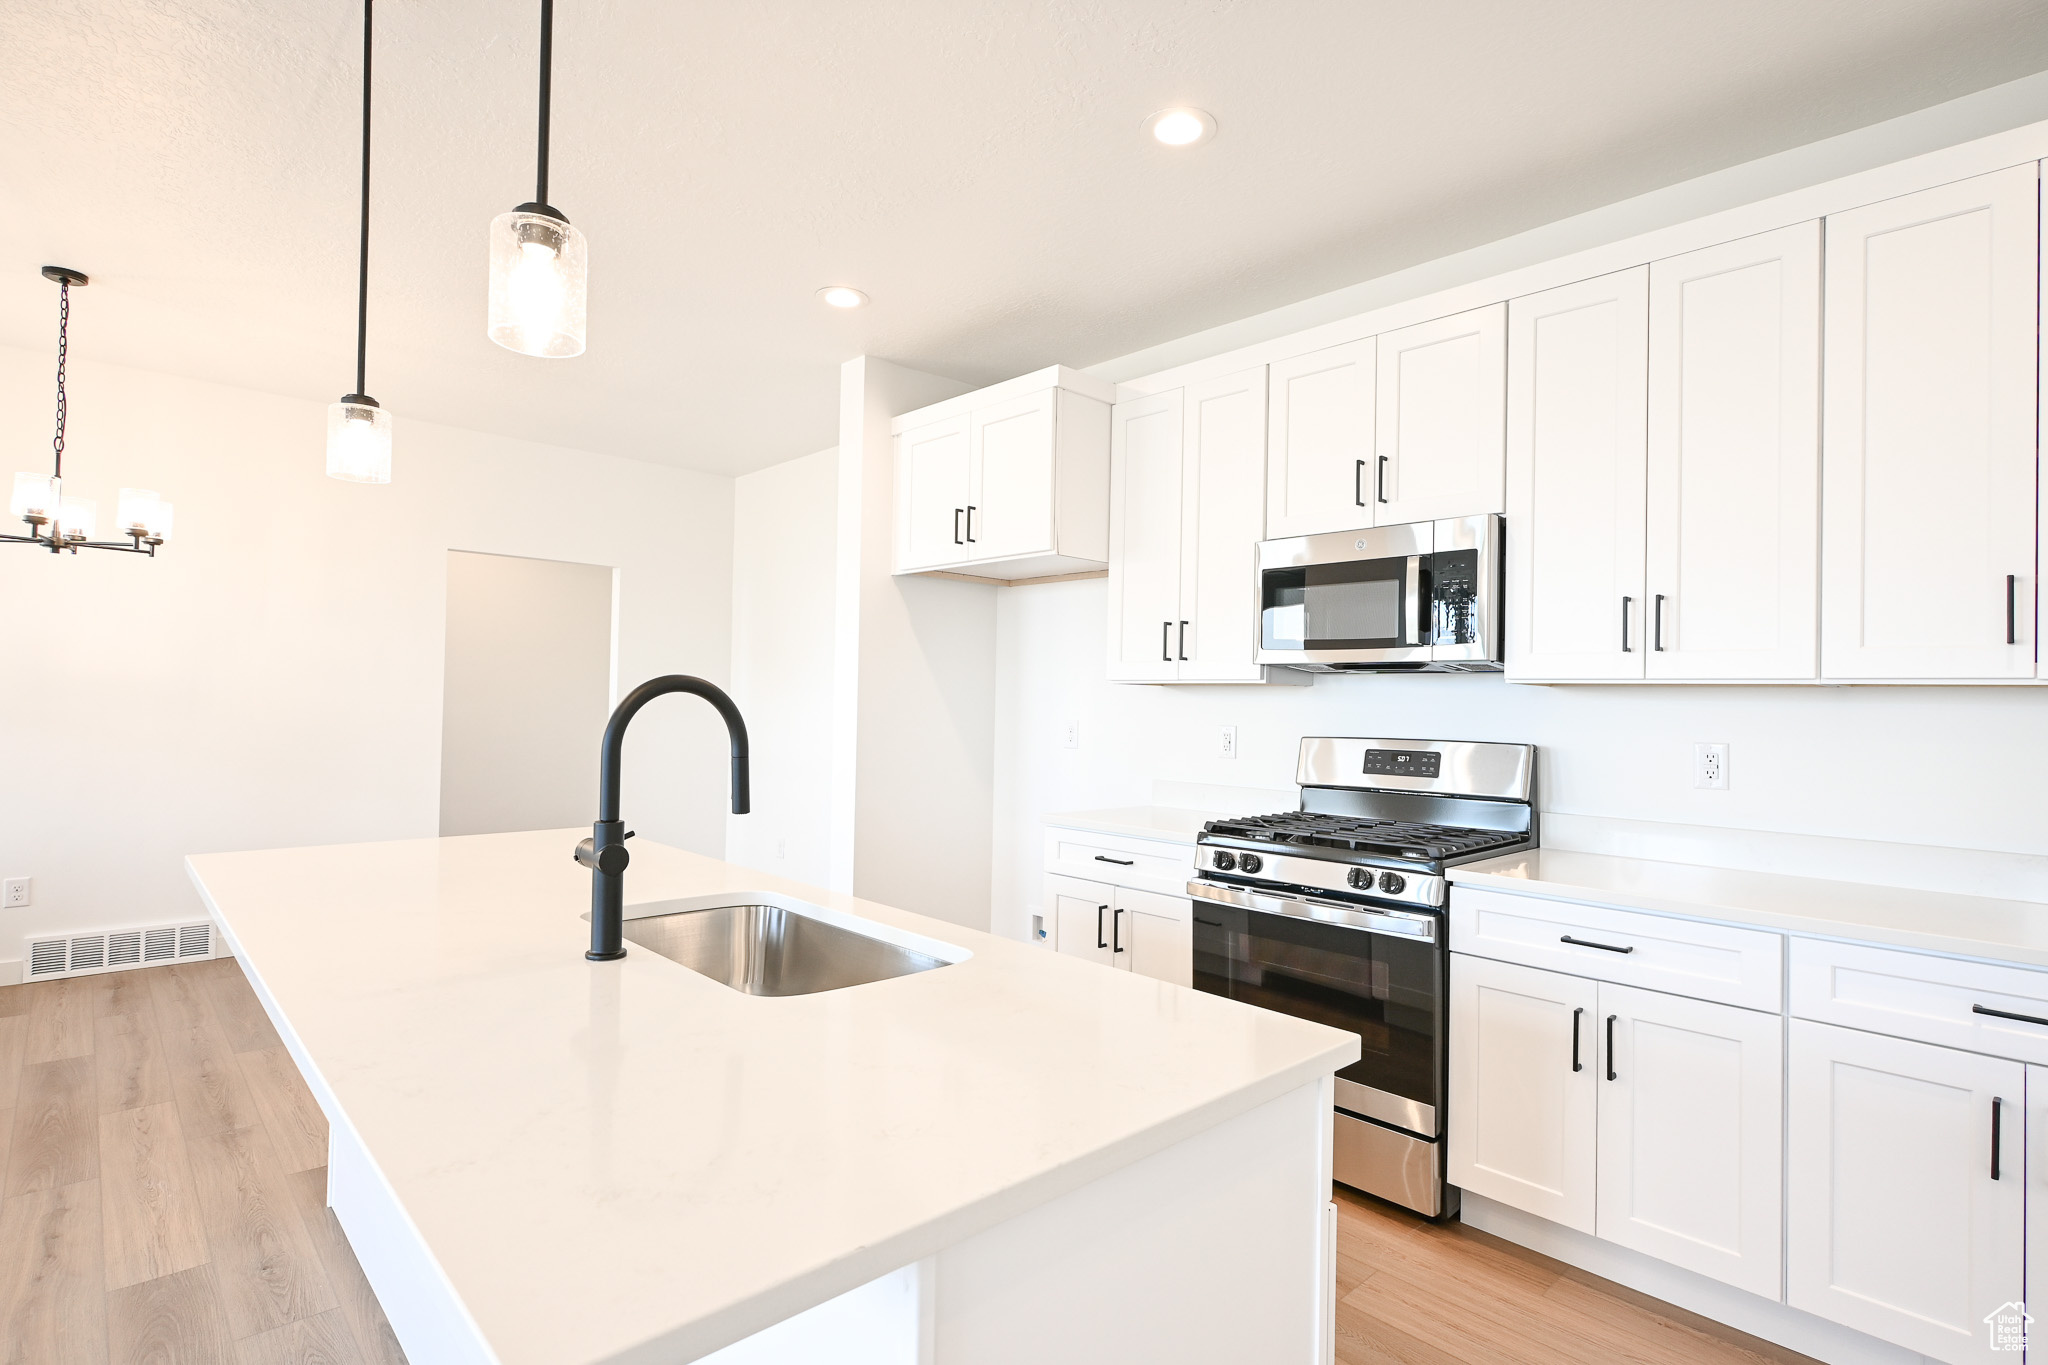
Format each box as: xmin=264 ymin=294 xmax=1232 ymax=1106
xmin=1448 ymin=954 xmax=1782 ymax=1296
xmin=1786 ymin=1018 xmax=2024 ymax=1364
xmin=1044 ymin=874 xmax=1193 ymax=987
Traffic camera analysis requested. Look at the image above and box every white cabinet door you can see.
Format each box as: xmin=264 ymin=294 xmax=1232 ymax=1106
xmin=1179 ymin=367 xmax=1268 ymax=682
xmin=1787 ymin=1019 xmax=2023 ymax=1364
xmin=895 ymin=414 xmax=971 ymax=571
xmin=1594 ymin=983 xmax=1782 ymax=1298
xmin=1107 ymin=392 xmax=1185 ymax=682
xmin=1048 ymin=874 xmax=1115 ymax=968
xmin=1447 ymin=954 xmax=1599 ymax=1233
xmin=2026 ymin=1064 xmax=2048 ymax=1351
xmin=1820 ymin=164 xmax=2039 ymax=680
xmin=1374 ymin=304 xmax=1507 ymax=525
xmin=968 ymin=389 xmax=1058 ymax=563
xmin=1116 ymin=886 xmax=1193 ymax=988
xmin=1505 ymin=268 xmax=1650 ymax=681
xmin=1646 ymin=223 xmax=1821 ymax=680
xmin=1265 ymin=339 xmax=1376 ymax=538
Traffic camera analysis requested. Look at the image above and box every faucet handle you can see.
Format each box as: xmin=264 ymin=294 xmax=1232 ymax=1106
xmin=573 ymin=836 xmax=631 ymax=875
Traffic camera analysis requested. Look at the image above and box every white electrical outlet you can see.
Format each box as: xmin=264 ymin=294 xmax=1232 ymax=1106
xmin=3 ymin=877 xmax=29 ymax=908
xmin=1694 ymin=743 xmax=1729 ymax=790
xmin=1062 ymin=719 xmax=1080 ymax=750
xmin=1219 ymin=725 xmax=1238 ymax=760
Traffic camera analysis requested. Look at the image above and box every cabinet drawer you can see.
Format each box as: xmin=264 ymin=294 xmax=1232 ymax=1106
xmin=1451 ymin=887 xmax=1782 ymax=1011
xmin=1790 ymin=937 xmax=2048 ymax=1062
xmin=1042 ymin=827 xmax=1194 ymax=894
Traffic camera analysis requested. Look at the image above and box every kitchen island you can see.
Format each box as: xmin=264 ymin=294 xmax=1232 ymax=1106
xmin=185 ymin=830 xmax=1356 ymax=1365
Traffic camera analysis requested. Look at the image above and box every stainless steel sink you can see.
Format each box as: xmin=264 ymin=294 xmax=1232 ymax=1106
xmin=620 ymin=900 xmax=951 ymax=996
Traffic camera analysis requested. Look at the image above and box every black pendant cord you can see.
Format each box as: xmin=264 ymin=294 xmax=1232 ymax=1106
xmin=51 ymin=279 xmax=68 ymax=481
xmin=534 ymin=0 xmax=553 ymax=206
xmin=354 ymin=0 xmax=373 ymax=398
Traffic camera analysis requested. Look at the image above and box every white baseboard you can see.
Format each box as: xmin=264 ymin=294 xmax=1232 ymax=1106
xmin=0 ymin=951 xmax=232 ymax=991
xmin=1459 ymin=1193 xmax=1933 ymax=1365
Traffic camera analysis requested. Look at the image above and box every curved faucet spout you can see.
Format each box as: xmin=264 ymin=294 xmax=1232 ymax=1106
xmin=577 ymin=674 xmax=750 ymax=961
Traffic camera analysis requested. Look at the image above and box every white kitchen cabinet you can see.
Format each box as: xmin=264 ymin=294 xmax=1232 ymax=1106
xmin=1505 ymin=268 xmax=1650 ymax=681
xmin=892 ymin=366 xmax=1113 ymax=581
xmin=1107 ymin=391 xmax=1185 ymax=682
xmin=1108 ymin=369 xmax=1287 ymax=684
xmin=2027 ymin=1064 xmax=2048 ymax=1350
xmin=895 ymin=413 xmax=972 ymax=572
xmin=1265 ymin=339 xmax=1376 ymax=539
xmin=1820 ymin=164 xmax=2040 ymax=680
xmin=1595 ymin=982 xmax=1782 ymax=1299
xmin=1373 ymin=304 xmax=1507 ymax=525
xmin=1786 ymin=1018 xmax=2023 ymax=1364
xmin=1645 ymin=223 xmax=1821 ymax=680
xmin=1048 ymin=874 xmax=1115 ymax=968
xmin=1043 ymin=873 xmax=1193 ymax=987
xmin=1447 ymin=954 xmax=1599 ymax=1233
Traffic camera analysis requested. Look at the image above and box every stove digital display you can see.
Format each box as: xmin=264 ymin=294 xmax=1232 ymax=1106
xmin=1363 ymin=748 xmax=1440 ymax=778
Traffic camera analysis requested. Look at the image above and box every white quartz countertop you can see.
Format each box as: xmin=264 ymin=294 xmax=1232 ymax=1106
xmin=1043 ymin=805 xmax=1222 ymax=845
xmin=185 ymin=831 xmax=1354 ymax=1365
xmin=1454 ymin=849 xmax=2048 ymax=968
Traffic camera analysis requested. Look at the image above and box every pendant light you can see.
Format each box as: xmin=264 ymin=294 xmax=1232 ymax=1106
xmin=6 ymin=268 xmax=175 ymax=557
xmin=488 ymin=0 xmax=587 ymax=358
xmin=327 ymin=0 xmax=392 ymax=484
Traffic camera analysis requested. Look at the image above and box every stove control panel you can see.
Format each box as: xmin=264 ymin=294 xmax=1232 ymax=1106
xmin=1194 ymin=844 xmax=1445 ymax=910
xmin=1362 ymin=748 xmax=1441 ymax=778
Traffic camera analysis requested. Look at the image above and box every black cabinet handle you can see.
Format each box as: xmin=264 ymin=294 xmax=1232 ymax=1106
xmin=1571 ymin=1007 xmax=1584 ymax=1073
xmin=1096 ymin=904 xmax=1107 ymax=950
xmin=2009 ymin=575 xmax=2019 ymax=646
xmin=965 ymin=505 xmax=975 ymax=542
xmin=1992 ymin=1096 xmax=2004 ymax=1180
xmin=1653 ymin=594 xmax=1666 ymax=651
xmin=1621 ymin=596 xmax=1633 ymax=652
xmin=1162 ymin=621 xmax=1172 ymax=662
xmin=1974 ymin=1003 xmax=2048 ymax=1028
xmin=1093 ymin=855 xmax=1135 ymax=866
xmin=1354 ymin=459 xmax=1367 ymax=506
xmin=1178 ymin=620 xmax=1189 ymax=661
xmin=1561 ymin=934 xmax=1635 ymax=954
xmin=1376 ymin=454 xmax=1389 ymax=504
xmin=952 ymin=508 xmax=963 ymax=545
xmin=1113 ymin=905 xmax=1125 ymax=954
xmin=1605 ymin=1014 xmax=1618 ymax=1082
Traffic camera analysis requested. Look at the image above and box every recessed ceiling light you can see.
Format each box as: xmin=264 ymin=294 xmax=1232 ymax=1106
xmin=1145 ymin=108 xmax=1216 ymax=148
xmin=817 ymin=286 xmax=868 ymax=309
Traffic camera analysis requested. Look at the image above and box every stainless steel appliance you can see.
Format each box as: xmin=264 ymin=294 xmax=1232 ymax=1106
xmin=1187 ymin=736 xmax=1536 ymax=1217
xmin=1255 ymin=514 xmax=1503 ymax=672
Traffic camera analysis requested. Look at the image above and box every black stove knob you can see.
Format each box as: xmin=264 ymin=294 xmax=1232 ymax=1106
xmin=1212 ymin=850 xmax=1237 ymax=872
xmin=1347 ymin=867 xmax=1371 ymax=890
xmin=1238 ymin=853 xmax=1263 ymax=875
xmin=1378 ymin=870 xmax=1407 ymax=896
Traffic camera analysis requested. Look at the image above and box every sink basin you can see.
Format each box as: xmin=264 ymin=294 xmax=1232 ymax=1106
xmin=621 ymin=899 xmax=952 ymax=996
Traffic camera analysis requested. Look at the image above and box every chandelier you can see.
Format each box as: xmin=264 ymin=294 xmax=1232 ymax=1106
xmin=7 ymin=267 xmax=174 ymax=556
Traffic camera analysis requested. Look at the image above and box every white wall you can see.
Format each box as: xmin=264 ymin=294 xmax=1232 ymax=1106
xmin=724 ymin=447 xmax=838 ymax=887
xmin=0 ymin=345 xmax=734 ymax=966
xmin=992 ymin=580 xmax=2048 ymax=940
xmin=439 ymin=550 xmax=616 ymax=838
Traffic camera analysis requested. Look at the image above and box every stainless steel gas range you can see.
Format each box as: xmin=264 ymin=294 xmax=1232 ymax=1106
xmin=1187 ymin=737 xmax=1536 ymax=1218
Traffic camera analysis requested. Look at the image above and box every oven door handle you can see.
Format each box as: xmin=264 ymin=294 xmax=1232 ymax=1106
xmin=1186 ymin=877 xmax=1438 ymax=942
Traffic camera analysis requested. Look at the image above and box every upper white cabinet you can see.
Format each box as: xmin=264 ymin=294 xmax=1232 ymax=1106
xmin=1505 ymin=268 xmax=1651 ymax=681
xmin=893 ymin=366 xmax=1113 ymax=581
xmin=1109 ymin=368 xmax=1288 ymax=684
xmin=1374 ymin=304 xmax=1507 ymax=525
xmin=1820 ymin=165 xmax=2040 ymax=680
xmin=1264 ymin=340 xmax=1376 ymax=538
xmin=1646 ymin=223 xmax=1822 ymax=680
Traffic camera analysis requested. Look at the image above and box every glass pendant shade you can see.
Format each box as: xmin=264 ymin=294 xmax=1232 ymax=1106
xmin=326 ymin=400 xmax=393 ymax=484
xmin=11 ymin=471 xmax=60 ymax=520
xmin=117 ymin=487 xmax=175 ymax=540
xmin=488 ymin=211 xmax=587 ymax=357
xmin=58 ymin=495 xmax=97 ymax=540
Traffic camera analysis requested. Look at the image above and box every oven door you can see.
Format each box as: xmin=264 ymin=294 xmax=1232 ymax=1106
xmin=1255 ymin=521 xmax=1434 ymax=668
xmin=1189 ymin=879 xmax=1442 ymax=1138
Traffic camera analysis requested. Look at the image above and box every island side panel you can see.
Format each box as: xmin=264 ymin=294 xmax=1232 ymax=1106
xmin=931 ymin=1076 xmax=1334 ymax=1365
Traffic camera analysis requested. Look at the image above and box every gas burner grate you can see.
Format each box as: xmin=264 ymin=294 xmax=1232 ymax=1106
xmin=1201 ymin=811 xmax=1525 ymax=861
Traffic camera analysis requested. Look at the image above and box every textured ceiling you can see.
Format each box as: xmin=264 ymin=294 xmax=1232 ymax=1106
xmin=5 ymin=1 xmax=2048 ymax=476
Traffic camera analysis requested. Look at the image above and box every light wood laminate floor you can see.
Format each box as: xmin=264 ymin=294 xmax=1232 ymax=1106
xmin=3 ymin=956 xmax=1818 ymax=1365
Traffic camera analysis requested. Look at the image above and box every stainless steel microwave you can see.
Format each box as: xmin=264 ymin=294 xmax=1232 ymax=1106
xmin=1255 ymin=514 xmax=1504 ymax=672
